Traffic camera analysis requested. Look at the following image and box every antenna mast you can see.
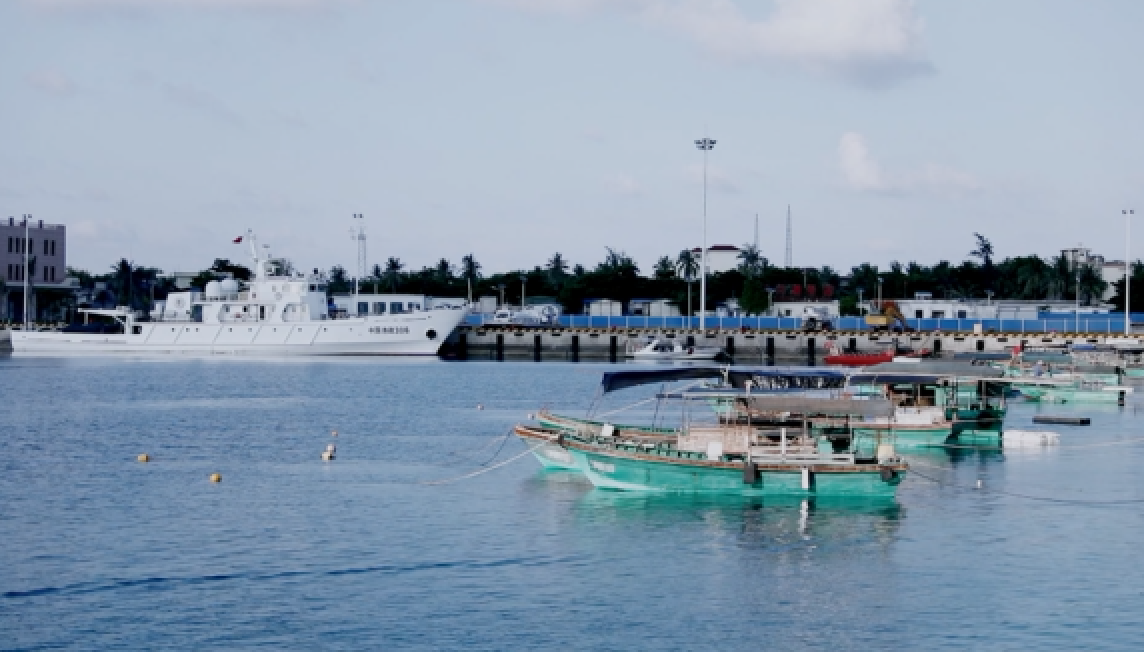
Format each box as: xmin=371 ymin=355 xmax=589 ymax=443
xmin=784 ymin=205 xmax=792 ymax=268
xmin=350 ymin=213 xmax=366 ymax=296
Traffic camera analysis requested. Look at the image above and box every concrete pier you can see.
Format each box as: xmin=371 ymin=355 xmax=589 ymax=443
xmin=445 ymin=326 xmax=1139 ymax=363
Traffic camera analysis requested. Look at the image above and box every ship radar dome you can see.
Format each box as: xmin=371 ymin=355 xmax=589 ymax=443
xmin=204 ymin=280 xmax=222 ymax=299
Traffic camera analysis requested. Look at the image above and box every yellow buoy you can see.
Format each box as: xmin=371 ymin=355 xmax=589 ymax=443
xmin=209 ymin=473 xmax=222 ymax=483
xmin=137 ymin=453 xmax=150 ymax=463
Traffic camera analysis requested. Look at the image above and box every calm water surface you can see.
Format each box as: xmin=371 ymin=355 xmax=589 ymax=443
xmin=2 ymin=356 xmax=1144 ymax=650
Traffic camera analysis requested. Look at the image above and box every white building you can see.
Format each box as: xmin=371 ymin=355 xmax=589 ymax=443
xmin=584 ymin=299 xmax=623 ymax=316
xmin=861 ymin=295 xmax=1112 ymax=320
xmin=770 ymin=300 xmax=841 ymax=319
xmin=629 ymin=298 xmax=680 ymax=317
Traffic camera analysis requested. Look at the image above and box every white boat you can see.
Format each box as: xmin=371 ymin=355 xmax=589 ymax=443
xmin=625 ymin=337 xmax=724 ymax=360
xmin=11 ymin=231 xmax=467 ymax=356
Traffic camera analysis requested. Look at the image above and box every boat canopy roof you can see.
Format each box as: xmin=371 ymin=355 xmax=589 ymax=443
xmin=726 ymin=368 xmax=848 ymax=386
xmin=952 ymin=352 xmax=1012 ymax=361
xmin=863 ymin=361 xmax=1006 ymax=378
xmin=599 ymin=367 xmax=724 ymax=393
xmin=849 ymin=369 xmax=1005 ymax=385
xmin=598 ymin=366 xmax=848 ymax=393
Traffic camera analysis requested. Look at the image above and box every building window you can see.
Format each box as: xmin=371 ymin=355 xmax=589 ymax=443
xmin=43 ymin=268 xmax=48 ymax=281
xmin=28 ymin=239 xmax=32 ymax=254
xmin=51 ymin=240 xmax=56 ymax=256
xmin=6 ymin=264 xmax=10 ymax=280
xmin=6 ymin=237 xmax=11 ymax=253
xmin=43 ymin=240 xmax=48 ymax=255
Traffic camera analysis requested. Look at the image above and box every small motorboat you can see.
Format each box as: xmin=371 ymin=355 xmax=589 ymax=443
xmin=824 ymin=342 xmax=930 ymax=367
xmin=823 ymin=351 xmax=895 ymax=366
xmin=626 ymin=337 xmax=724 ymax=360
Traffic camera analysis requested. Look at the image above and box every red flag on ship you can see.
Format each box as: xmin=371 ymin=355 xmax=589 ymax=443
xmin=233 ymin=236 xmax=243 ymax=243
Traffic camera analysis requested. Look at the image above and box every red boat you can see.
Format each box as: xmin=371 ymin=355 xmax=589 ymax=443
xmin=822 ymin=351 xmax=894 ymax=366
xmin=823 ymin=346 xmax=931 ymax=366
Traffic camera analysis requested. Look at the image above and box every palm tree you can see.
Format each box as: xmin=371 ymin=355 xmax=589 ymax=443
xmin=676 ymin=249 xmax=699 ymax=316
xmin=460 ymin=254 xmax=480 ymax=303
xmin=369 ymin=263 xmax=383 ymax=293
xmin=736 ymin=244 xmax=765 ymax=278
xmin=546 ymin=252 xmax=568 ymax=290
xmin=970 ymin=233 xmax=995 ymax=291
xmin=435 ymin=258 xmax=453 ymax=282
xmin=384 ymin=257 xmax=404 ymax=292
xmin=653 ymin=256 xmax=676 ymax=281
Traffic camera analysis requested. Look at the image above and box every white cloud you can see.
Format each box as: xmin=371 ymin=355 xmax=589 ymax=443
xmin=685 ymin=163 xmax=739 ymax=193
xmin=605 ymin=173 xmax=643 ymax=196
xmin=488 ymin=0 xmax=931 ymax=86
xmin=838 ymin=131 xmax=886 ymax=191
xmin=838 ymin=131 xmax=979 ymax=196
xmin=25 ymin=69 xmax=75 ymax=96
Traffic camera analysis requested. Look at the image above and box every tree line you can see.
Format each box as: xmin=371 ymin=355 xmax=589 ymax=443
xmin=63 ymin=233 xmax=1143 ymax=317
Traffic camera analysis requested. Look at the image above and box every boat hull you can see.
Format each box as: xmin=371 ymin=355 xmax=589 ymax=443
xmin=824 ymin=352 xmax=894 ymax=366
xmin=574 ymin=448 xmax=903 ymax=497
xmin=10 ymin=311 xmax=465 ymax=356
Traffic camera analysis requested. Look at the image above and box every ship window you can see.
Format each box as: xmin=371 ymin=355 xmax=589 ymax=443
xmin=357 ymin=302 xmax=368 ymax=315
xmin=931 ymin=311 xmax=944 ymax=318
xmin=309 ymin=285 xmax=317 ymax=291
xmin=373 ymin=302 xmax=385 ymax=314
xmin=957 ymin=310 xmax=967 ymax=319
xmin=915 ymin=310 xmax=924 ymax=319
xmin=390 ymin=302 xmax=403 ymax=314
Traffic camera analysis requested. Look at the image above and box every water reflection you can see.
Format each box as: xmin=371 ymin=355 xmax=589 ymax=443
xmin=523 ymin=471 xmax=905 ymax=552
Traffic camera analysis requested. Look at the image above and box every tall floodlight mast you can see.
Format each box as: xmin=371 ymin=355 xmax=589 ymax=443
xmin=350 ymin=213 xmax=366 ymax=296
xmin=1126 ymin=209 xmax=1135 ymax=334
xmin=785 ymin=205 xmax=792 ymax=268
xmin=694 ymin=136 xmax=716 ymax=328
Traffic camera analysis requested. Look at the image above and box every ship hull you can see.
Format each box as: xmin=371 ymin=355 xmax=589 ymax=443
xmin=11 ymin=311 xmax=465 ymax=357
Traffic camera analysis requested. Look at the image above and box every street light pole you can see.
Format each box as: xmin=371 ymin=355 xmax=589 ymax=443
xmin=857 ymin=288 xmax=864 ymax=316
xmin=520 ymin=274 xmax=527 ymax=311
xmin=23 ymin=214 xmax=29 ymax=329
xmin=1126 ymin=209 xmax=1135 ymax=334
xmin=694 ymin=136 xmax=716 ymax=330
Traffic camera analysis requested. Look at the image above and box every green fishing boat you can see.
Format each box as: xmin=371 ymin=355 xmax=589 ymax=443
xmin=516 ymin=368 xmax=908 ymax=497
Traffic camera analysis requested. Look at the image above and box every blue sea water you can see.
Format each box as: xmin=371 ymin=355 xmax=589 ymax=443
xmin=2 ymin=356 xmax=1144 ymax=650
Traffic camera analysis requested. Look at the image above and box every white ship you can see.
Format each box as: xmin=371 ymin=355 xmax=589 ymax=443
xmin=11 ymin=231 xmax=467 ymax=356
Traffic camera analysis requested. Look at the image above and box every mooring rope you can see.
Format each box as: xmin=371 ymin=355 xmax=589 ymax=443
xmin=906 ymin=464 xmax=1144 ymax=505
xmin=420 ymin=441 xmax=542 ymax=486
xmin=594 ymin=380 xmax=708 ymax=419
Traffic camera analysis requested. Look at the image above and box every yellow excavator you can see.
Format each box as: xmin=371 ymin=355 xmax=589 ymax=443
xmin=865 ymin=300 xmax=913 ymax=332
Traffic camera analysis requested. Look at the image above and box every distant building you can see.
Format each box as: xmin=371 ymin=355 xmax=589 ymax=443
xmin=1101 ymin=260 xmax=1126 ymax=301
xmin=584 ymin=298 xmax=623 ymax=316
xmin=691 ymin=245 xmax=741 ymax=274
xmin=1 ymin=216 xmax=69 ymax=322
xmin=771 ymin=300 xmax=841 ymax=319
xmin=629 ymin=298 xmax=680 ymax=317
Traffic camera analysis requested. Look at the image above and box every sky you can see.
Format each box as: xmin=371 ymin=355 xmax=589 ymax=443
xmin=3 ymin=0 xmax=1143 ymax=278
